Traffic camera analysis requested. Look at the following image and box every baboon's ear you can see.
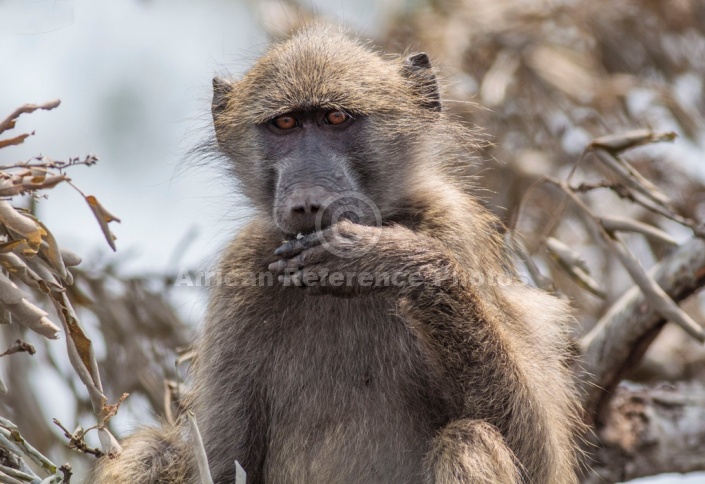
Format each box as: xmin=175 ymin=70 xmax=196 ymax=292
xmin=212 ymin=76 xmax=233 ymax=120
xmin=401 ymin=52 xmax=442 ymax=112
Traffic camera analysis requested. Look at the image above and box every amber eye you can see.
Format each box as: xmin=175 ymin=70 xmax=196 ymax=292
xmin=273 ymin=114 xmax=297 ymax=130
xmin=325 ymin=110 xmax=348 ymax=125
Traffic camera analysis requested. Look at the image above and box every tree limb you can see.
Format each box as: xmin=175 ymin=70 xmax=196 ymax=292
xmin=581 ymin=384 xmax=705 ymax=484
xmin=577 ymin=237 xmax=705 ymax=424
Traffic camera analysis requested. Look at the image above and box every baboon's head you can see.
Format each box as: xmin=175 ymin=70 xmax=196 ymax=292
xmin=212 ymin=25 xmax=447 ymax=236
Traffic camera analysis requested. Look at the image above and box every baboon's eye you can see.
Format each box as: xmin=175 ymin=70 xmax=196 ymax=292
xmin=272 ymin=114 xmax=297 ymax=130
xmin=325 ymin=110 xmax=349 ymax=126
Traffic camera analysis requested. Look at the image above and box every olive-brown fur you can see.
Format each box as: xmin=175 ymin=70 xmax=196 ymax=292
xmin=91 ymin=25 xmax=579 ymax=484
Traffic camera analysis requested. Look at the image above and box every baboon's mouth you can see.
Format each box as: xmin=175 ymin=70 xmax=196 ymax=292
xmin=285 ymin=229 xmax=315 ymax=240
xmin=277 ymin=210 xmax=364 ymax=240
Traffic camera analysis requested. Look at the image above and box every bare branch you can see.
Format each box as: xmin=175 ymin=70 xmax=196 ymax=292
xmin=607 ymin=232 xmax=704 ymax=342
xmin=545 ymin=237 xmax=605 ymax=298
xmin=589 ymin=130 xmax=677 ymax=154
xmin=599 ymin=216 xmax=677 ymax=247
xmin=581 ymin=384 xmax=705 ymax=484
xmin=591 ymin=149 xmax=673 ymax=209
xmin=545 ymin=176 xmax=704 ymax=344
xmin=577 ymin=237 xmax=705 ymax=421
xmin=52 ymin=419 xmax=103 ymax=459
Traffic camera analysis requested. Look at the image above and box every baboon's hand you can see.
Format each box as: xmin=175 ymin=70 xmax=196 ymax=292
xmin=268 ymin=220 xmax=420 ymax=297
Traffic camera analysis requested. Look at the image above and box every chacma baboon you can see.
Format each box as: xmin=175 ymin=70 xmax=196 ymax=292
xmin=92 ymin=25 xmax=579 ymax=484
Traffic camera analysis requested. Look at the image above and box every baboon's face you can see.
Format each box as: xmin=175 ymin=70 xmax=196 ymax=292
xmin=258 ymin=108 xmax=372 ymax=236
xmin=211 ymin=29 xmax=443 ymax=236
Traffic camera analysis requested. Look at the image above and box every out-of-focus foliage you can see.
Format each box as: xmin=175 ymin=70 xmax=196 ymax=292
xmin=2 ymin=1 xmax=705 ymax=482
xmin=0 ymin=101 xmax=147 ymax=482
xmin=383 ymin=0 xmax=705 ymax=327
xmin=382 ymin=4 xmax=705 ymax=478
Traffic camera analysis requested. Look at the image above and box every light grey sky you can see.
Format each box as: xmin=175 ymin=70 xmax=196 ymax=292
xmin=0 ymin=0 xmax=389 ymax=318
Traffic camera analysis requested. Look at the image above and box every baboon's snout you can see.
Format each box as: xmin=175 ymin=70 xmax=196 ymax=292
xmin=279 ymin=185 xmax=330 ymax=235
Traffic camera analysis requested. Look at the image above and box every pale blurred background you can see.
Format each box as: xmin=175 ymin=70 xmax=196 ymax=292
xmin=1 ymin=1 xmax=704 ymax=482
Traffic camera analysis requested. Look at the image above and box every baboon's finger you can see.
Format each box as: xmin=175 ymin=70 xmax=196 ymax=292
xmin=273 ymin=232 xmax=321 ymax=257
xmin=268 ymin=259 xmax=288 ymax=273
xmin=269 ymin=245 xmax=328 ymax=274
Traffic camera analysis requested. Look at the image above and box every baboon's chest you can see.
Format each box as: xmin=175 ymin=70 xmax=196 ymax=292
xmin=262 ymin=296 xmax=446 ymax=483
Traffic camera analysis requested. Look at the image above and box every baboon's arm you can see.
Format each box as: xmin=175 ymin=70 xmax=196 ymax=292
xmin=269 ymin=220 xmax=576 ymax=484
xmin=269 ymin=220 xmax=521 ymax=418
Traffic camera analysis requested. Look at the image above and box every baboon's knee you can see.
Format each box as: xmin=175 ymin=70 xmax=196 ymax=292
xmin=425 ymin=419 xmax=520 ymax=484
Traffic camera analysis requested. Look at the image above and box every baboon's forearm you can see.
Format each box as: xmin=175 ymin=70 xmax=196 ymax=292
xmin=400 ymin=270 xmax=519 ymax=417
xmin=348 ymin=236 xmax=521 ymax=419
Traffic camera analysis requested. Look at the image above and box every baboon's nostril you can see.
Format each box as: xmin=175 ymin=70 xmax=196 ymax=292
xmin=289 ymin=190 xmax=325 ymax=214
